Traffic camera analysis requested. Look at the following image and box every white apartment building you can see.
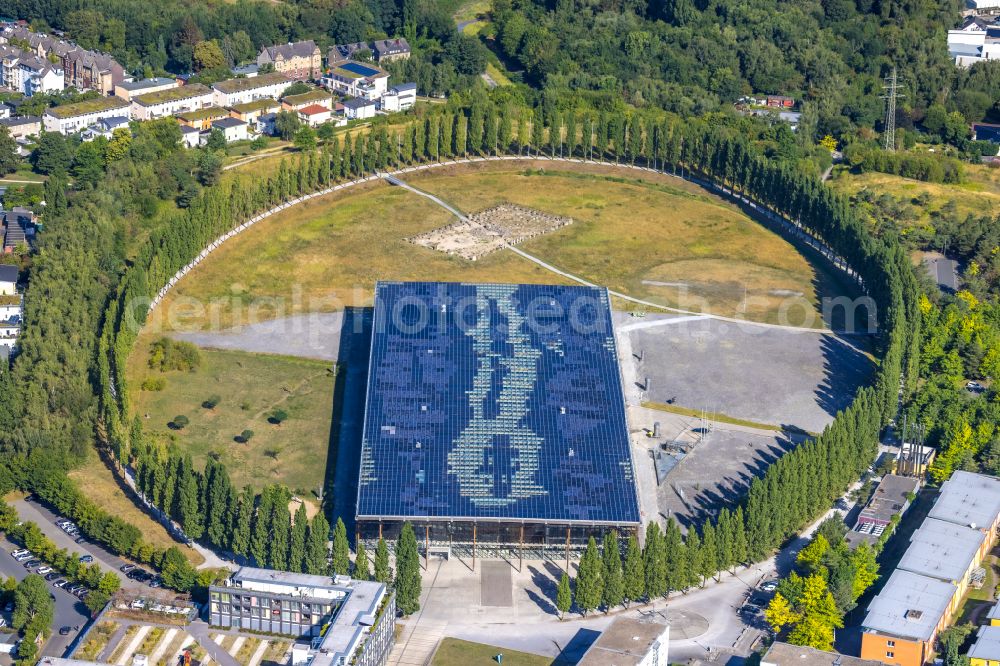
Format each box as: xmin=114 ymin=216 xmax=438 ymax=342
xmin=43 ymin=97 xmax=130 ymax=135
xmin=0 ymin=46 xmax=64 ymax=96
xmin=114 ymin=77 xmax=178 ymax=102
xmin=322 ymin=60 xmax=389 ymax=101
xmin=211 ymin=72 xmax=290 ymax=107
xmin=948 ymin=17 xmax=1000 ymax=66
xmin=380 ymin=82 xmax=416 ymax=112
xmin=130 ymin=83 xmax=213 ymax=121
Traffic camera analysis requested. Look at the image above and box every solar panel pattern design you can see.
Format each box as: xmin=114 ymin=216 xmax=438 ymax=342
xmin=356 ymin=282 xmax=640 ymax=524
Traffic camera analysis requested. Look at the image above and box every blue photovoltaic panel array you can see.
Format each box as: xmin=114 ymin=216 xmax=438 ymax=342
xmin=356 ymin=282 xmax=640 ymax=524
xmin=340 ymin=61 xmax=380 ymax=77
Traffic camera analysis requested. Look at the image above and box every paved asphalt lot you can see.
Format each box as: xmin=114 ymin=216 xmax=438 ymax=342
xmin=0 ymin=535 xmax=89 ymax=659
xmin=13 ymin=497 xmax=148 ymax=592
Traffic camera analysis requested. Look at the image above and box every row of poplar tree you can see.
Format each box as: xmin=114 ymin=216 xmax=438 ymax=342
xmin=90 ymin=101 xmax=917 ymax=597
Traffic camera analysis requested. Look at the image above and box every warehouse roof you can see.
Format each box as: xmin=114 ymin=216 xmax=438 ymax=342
xmin=970 ymin=626 xmax=1000 ymax=661
xmin=862 ymin=569 xmax=956 ymax=641
xmin=897 ymin=517 xmax=985 ymax=583
xmin=928 ymin=470 xmax=1000 ymax=529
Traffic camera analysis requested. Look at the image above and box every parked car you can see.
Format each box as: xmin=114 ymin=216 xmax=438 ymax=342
xmin=23 ymin=559 xmax=40 ymax=569
xmin=51 ymin=579 xmax=65 ymax=588
xmin=79 ymin=555 xmax=93 ymax=563
xmin=760 ymin=580 xmax=778 ymax=592
xmin=148 ymin=578 xmax=161 ymax=589
xmin=120 ymin=564 xmax=135 ymax=573
xmin=75 ymin=536 xmax=87 ymax=544
xmin=13 ymin=553 xmax=31 ymax=562
xmin=10 ymin=549 xmax=28 ymax=558
xmin=36 ymin=566 xmax=52 ymax=575
xmin=44 ymin=573 xmax=59 ymax=581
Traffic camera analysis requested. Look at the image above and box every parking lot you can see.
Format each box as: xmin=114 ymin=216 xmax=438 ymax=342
xmin=622 ymin=313 xmax=873 ymax=434
xmin=12 ymin=497 xmax=153 ymax=593
xmin=0 ymin=535 xmax=90 ymax=661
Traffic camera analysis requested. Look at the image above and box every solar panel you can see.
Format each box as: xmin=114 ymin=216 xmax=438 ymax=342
xmin=356 ymin=282 xmax=640 ymax=525
xmin=340 ymin=62 xmax=380 ymax=77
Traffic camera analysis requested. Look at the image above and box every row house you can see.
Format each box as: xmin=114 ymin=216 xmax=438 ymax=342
xmin=43 ymin=96 xmax=129 ymax=135
xmin=211 ymin=72 xmax=290 ymax=107
xmin=114 ymin=77 xmax=178 ymax=102
xmin=0 ymin=24 xmax=124 ymax=94
xmin=130 ymin=83 xmax=213 ymax=121
xmin=0 ymin=46 xmax=63 ymax=96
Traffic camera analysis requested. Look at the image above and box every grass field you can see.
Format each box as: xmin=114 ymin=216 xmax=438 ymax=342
xmin=154 ymin=179 xmax=564 ymax=331
xmin=431 ymin=638 xmax=555 ymax=666
xmin=128 ymin=346 xmax=335 ymax=495
xmin=828 ymin=163 xmax=1000 ymax=230
xmin=409 ymin=162 xmax=847 ymax=325
xmin=67 ymin=456 xmax=204 ymax=566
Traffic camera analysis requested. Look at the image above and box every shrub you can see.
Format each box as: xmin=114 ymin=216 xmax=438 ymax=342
xmin=202 ymin=395 xmax=221 ymax=409
xmin=141 ymin=377 xmax=166 ymax=391
xmin=148 ymin=337 xmax=201 ymax=372
xmin=268 ymin=409 xmax=288 ymax=424
xmin=236 ymin=429 xmax=254 ymax=443
xmin=169 ymin=415 xmax=190 ymax=430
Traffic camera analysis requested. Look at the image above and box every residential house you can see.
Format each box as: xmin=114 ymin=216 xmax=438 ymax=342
xmin=229 ymin=99 xmax=280 ymax=132
xmin=210 ymin=117 xmax=249 ymax=143
xmin=974 ymin=123 xmax=1000 ymax=144
xmin=113 ymin=77 xmax=178 ymax=102
xmin=80 ymin=116 xmax=130 ymax=142
xmin=971 ymin=625 xmax=1000 ymax=666
xmin=380 ymin=82 xmax=416 ymax=112
xmin=211 ymin=72 xmax=290 ymax=107
xmin=860 ymin=471 xmax=1000 ymax=666
xmin=329 ymin=42 xmax=369 ymax=63
xmin=43 ymin=96 xmax=129 ymax=135
xmin=577 ymin=616 xmax=669 ymax=666
xmin=281 ymin=89 xmax=331 ymax=112
xmin=0 ymin=47 xmax=63 ymax=96
xmin=948 ymin=20 xmax=1000 ymax=67
xmin=0 ymin=103 xmax=9 ymax=119
xmin=208 ymin=567 xmax=395 ymax=666
xmin=230 ymin=63 xmax=259 ymax=78
xmin=322 ymin=60 xmax=389 ymax=101
xmin=176 ymin=107 xmax=229 ymax=131
xmin=256 ymin=40 xmax=322 ymax=80
xmin=0 ymin=115 xmax=40 ymax=140
xmin=0 ymin=292 xmax=20 ymax=344
xmin=179 ymin=125 xmax=201 ymax=149
xmin=372 ymin=38 xmax=410 ymax=63
xmin=329 ymin=39 xmax=410 ymax=65
xmin=0 ymin=264 xmax=16 ymax=295
xmin=766 ymin=95 xmax=794 ymax=108
xmin=130 ymin=83 xmax=213 ymax=121
xmin=847 ymin=474 xmax=919 ymax=547
xmin=761 ymin=643 xmax=882 ymax=666
xmin=62 ymin=48 xmax=125 ymax=95
xmin=1 ymin=208 xmax=34 ymax=253
xmin=297 ymin=104 xmax=331 ymax=127
xmin=257 ymin=112 xmax=278 ymax=137
xmin=343 ymin=97 xmax=375 ymax=120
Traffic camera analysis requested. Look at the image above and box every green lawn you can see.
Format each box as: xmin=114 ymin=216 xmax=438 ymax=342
xmin=431 ymin=638 xmax=555 ymax=666
xmin=130 ymin=347 xmax=335 ymax=495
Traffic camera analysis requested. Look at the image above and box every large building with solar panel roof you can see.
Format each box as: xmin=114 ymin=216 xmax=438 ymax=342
xmin=355 ymin=281 xmax=641 ymax=560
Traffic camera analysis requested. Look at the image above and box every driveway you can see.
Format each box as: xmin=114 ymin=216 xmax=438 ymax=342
xmin=0 ymin=536 xmax=90 ymax=658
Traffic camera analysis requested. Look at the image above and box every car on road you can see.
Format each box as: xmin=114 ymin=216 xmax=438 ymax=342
xmin=79 ymin=555 xmax=93 ymax=563
xmin=760 ymin=581 xmax=778 ymax=592
xmin=58 ymin=627 xmax=71 ymax=636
